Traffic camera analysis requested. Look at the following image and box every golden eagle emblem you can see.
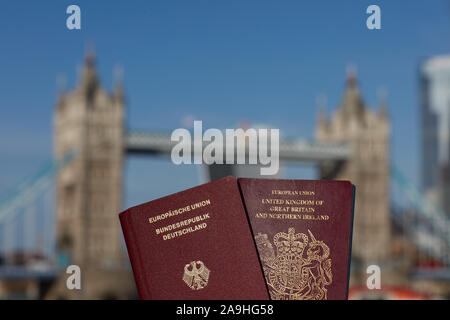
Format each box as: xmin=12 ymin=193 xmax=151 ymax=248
xmin=182 ymin=260 xmax=210 ymax=290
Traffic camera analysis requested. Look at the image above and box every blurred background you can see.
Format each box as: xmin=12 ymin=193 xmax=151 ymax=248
xmin=0 ymin=0 xmax=449 ymax=299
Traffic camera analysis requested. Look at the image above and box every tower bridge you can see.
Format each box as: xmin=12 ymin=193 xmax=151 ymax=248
xmin=0 ymin=55 xmax=448 ymax=299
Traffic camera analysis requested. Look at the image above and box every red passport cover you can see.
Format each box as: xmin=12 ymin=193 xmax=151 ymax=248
xmin=119 ymin=176 xmax=269 ymax=300
xmin=238 ymin=178 xmax=355 ymax=300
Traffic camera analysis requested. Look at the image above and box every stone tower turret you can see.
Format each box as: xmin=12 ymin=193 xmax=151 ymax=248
xmin=316 ymin=70 xmax=391 ymax=285
xmin=50 ymin=53 xmax=135 ymax=299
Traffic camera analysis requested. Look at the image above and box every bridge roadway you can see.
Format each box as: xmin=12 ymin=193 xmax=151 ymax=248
xmin=0 ymin=265 xmax=58 ymax=280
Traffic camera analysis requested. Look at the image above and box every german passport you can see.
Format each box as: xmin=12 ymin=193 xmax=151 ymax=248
xmin=119 ymin=176 xmax=269 ymax=300
xmin=238 ymin=178 xmax=355 ymax=300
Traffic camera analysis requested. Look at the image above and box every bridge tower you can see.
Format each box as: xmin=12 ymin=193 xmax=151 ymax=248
xmin=49 ymin=53 xmax=135 ymax=299
xmin=316 ymin=70 xmax=392 ymax=286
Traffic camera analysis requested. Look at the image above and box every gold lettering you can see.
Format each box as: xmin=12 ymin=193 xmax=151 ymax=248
xmin=149 ymin=199 xmax=211 ymax=224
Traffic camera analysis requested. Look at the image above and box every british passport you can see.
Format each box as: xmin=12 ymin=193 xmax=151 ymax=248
xmin=119 ymin=176 xmax=269 ymax=300
xmin=238 ymin=178 xmax=355 ymax=300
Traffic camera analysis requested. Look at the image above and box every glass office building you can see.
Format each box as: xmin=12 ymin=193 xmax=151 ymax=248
xmin=420 ymin=56 xmax=450 ymax=199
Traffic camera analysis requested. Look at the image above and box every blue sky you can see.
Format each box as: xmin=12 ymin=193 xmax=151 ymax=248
xmin=1 ymin=0 xmax=450 ymax=208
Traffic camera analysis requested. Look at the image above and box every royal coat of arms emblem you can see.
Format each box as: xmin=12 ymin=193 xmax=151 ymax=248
xmin=255 ymin=227 xmax=333 ymax=300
